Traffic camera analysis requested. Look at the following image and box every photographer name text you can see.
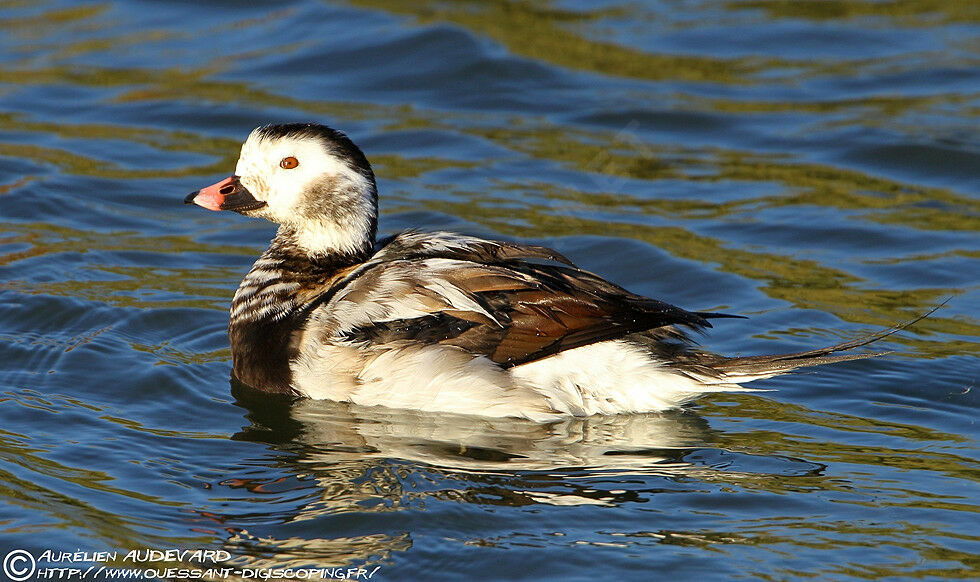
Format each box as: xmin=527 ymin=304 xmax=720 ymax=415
xmin=38 ymin=549 xmax=231 ymax=564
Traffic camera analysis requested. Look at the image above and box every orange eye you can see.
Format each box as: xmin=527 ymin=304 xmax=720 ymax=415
xmin=280 ymin=156 xmax=299 ymax=169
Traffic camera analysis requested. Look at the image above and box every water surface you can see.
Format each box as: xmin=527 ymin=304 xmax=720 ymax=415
xmin=1 ymin=1 xmax=978 ymax=580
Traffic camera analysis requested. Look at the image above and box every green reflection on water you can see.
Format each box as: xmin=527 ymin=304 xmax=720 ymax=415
xmin=0 ymin=429 xmax=185 ymax=508
xmin=705 ymin=395 xmax=979 ymax=483
xmin=350 ymin=0 xmax=847 ymax=83
xmin=0 ymin=222 xmax=255 ymax=265
xmin=0 ymin=222 xmax=249 ymax=309
xmin=708 ymin=394 xmax=969 ymax=443
xmin=128 ymin=340 xmax=231 ymax=365
xmin=0 ymin=3 xmax=107 ymax=34
xmin=352 ymin=0 xmax=978 ymax=84
xmin=369 ymin=153 xmax=478 ymax=179
xmin=730 ymin=0 xmax=980 ymax=24
xmin=0 ymin=465 xmax=210 ymax=547
xmin=460 ymin=124 xmax=980 ymax=233
xmin=0 ymin=113 xmax=240 ymax=178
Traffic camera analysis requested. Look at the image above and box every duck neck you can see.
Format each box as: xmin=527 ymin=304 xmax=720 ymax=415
xmin=228 ymin=229 xmax=370 ymax=394
xmin=231 ymin=228 xmax=369 ymax=326
xmin=279 ymin=221 xmax=374 ymax=261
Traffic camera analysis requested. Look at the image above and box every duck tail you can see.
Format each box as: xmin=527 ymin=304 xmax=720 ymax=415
xmin=711 ymin=302 xmax=943 ymax=383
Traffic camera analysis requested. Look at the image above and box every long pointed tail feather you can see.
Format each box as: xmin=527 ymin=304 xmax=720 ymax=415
xmin=714 ymin=302 xmax=945 ymax=381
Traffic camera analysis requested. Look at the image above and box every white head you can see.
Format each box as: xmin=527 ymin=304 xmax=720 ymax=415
xmin=187 ymin=123 xmax=378 ymax=258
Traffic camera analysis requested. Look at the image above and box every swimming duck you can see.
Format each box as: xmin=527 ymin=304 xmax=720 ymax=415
xmin=186 ymin=123 xmax=912 ymax=421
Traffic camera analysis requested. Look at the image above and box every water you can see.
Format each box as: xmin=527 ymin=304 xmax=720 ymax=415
xmin=1 ymin=1 xmax=978 ymax=580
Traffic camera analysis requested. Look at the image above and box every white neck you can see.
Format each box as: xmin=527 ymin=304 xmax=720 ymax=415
xmin=285 ymin=220 xmax=372 ymax=258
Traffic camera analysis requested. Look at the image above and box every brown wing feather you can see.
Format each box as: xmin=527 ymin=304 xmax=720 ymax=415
xmin=373 ymin=230 xmax=575 ymax=266
xmin=340 ymin=265 xmax=709 ymax=367
xmin=299 ymin=231 xmax=714 ymax=367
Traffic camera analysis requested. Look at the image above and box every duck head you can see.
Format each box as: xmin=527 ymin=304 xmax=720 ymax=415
xmin=186 ymin=123 xmax=378 ymax=257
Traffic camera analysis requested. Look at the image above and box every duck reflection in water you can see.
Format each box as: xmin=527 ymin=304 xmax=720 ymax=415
xmin=188 ymin=381 xmax=824 ymax=573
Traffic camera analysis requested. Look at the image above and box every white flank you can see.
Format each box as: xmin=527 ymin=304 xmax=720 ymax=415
xmin=291 ymin=342 xmax=559 ymax=421
xmin=291 ymin=331 xmax=757 ymax=420
xmin=511 ymin=340 xmax=754 ymax=416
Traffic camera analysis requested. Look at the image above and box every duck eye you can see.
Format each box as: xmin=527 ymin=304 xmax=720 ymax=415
xmin=280 ymin=156 xmax=299 ymax=169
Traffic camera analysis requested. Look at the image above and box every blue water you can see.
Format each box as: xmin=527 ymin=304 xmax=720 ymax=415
xmin=1 ymin=1 xmax=978 ymax=580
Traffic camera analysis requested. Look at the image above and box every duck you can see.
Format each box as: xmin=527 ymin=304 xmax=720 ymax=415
xmin=186 ymin=122 xmax=921 ymax=421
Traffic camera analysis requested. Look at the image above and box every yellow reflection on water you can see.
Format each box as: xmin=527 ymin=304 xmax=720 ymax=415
xmin=730 ymin=0 xmax=980 ymax=24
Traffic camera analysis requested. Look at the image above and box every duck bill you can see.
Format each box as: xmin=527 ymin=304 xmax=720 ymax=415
xmin=184 ymin=176 xmax=266 ymax=212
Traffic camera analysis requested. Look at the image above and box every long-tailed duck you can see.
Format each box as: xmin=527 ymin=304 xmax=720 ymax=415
xmin=186 ymin=123 xmax=921 ymax=421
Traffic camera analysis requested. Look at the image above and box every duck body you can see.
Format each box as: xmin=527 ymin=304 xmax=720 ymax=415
xmin=188 ymin=123 xmax=905 ymax=421
xmin=228 ymin=228 xmax=748 ymax=420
